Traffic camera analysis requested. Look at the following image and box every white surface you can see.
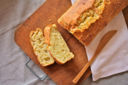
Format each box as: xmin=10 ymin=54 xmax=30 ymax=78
xmin=85 ymin=12 xmax=128 ymax=81
xmin=71 ymin=0 xmax=128 ymax=81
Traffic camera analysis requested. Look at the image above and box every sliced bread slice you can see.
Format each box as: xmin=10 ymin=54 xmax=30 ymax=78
xmin=44 ymin=24 xmax=74 ymax=64
xmin=30 ymin=28 xmax=54 ymax=66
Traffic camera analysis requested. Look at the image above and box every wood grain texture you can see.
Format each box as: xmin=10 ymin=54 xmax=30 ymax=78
xmin=15 ymin=0 xmax=91 ymax=85
xmin=72 ymin=0 xmax=128 ymax=46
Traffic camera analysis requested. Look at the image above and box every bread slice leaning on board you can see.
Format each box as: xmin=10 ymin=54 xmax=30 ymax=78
xmin=58 ymin=0 xmax=128 ymax=46
xmin=29 ymin=28 xmax=55 ymax=67
xmin=44 ymin=24 xmax=74 ymax=64
xmin=29 ymin=24 xmax=74 ymax=66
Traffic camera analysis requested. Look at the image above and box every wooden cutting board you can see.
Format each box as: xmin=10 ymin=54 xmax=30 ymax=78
xmin=15 ymin=0 xmax=91 ymax=85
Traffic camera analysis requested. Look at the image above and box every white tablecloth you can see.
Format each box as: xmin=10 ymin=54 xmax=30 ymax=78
xmin=0 ymin=0 xmax=128 ymax=85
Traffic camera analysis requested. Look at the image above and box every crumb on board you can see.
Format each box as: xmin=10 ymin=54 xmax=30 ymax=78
xmin=48 ymin=19 xmax=52 ymax=22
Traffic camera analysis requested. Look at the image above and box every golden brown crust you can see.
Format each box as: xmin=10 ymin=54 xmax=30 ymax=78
xmin=58 ymin=0 xmax=106 ymax=33
xmin=44 ymin=26 xmax=51 ymax=45
xmin=49 ymin=46 xmax=74 ymax=65
xmin=44 ymin=24 xmax=74 ymax=64
xmin=48 ymin=50 xmax=63 ymax=64
xmin=58 ymin=0 xmax=128 ymax=46
xmin=55 ymin=57 xmax=74 ymax=64
xmin=49 ymin=50 xmax=74 ymax=64
xmin=44 ymin=24 xmax=56 ymax=45
xmin=58 ymin=0 xmax=95 ymax=30
xmin=44 ymin=25 xmax=64 ymax=64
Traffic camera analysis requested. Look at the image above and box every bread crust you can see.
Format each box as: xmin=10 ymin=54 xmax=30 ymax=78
xmin=49 ymin=50 xmax=74 ymax=64
xmin=48 ymin=50 xmax=63 ymax=64
xmin=44 ymin=24 xmax=74 ymax=64
xmin=44 ymin=24 xmax=64 ymax=64
xmin=58 ymin=0 xmax=95 ymax=30
xmin=44 ymin=26 xmax=51 ymax=45
xmin=58 ymin=0 xmax=128 ymax=46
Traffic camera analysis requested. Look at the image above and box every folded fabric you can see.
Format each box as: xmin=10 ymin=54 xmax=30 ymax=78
xmin=85 ymin=12 xmax=128 ymax=81
xmin=71 ymin=0 xmax=128 ymax=81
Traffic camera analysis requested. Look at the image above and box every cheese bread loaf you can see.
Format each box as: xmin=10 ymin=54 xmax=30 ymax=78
xmin=30 ymin=28 xmax=54 ymax=66
xmin=44 ymin=24 xmax=74 ymax=64
xmin=58 ymin=0 xmax=128 ymax=46
xmin=58 ymin=0 xmax=107 ymax=33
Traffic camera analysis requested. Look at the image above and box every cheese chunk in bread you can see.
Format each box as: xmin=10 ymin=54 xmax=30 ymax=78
xmin=44 ymin=24 xmax=74 ymax=64
xmin=30 ymin=28 xmax=54 ymax=66
xmin=58 ymin=0 xmax=107 ymax=33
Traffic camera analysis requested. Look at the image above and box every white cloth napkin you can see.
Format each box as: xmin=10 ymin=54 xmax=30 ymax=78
xmin=71 ymin=0 xmax=128 ymax=81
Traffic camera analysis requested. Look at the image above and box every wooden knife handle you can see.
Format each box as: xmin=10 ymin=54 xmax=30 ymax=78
xmin=72 ymin=58 xmax=93 ymax=84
